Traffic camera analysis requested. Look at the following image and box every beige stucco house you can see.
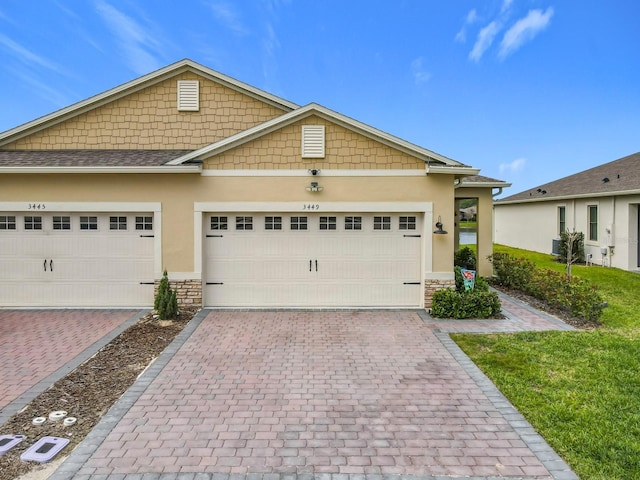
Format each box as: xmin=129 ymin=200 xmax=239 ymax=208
xmin=0 ymin=59 xmax=504 ymax=308
xmin=495 ymin=152 xmax=640 ymax=271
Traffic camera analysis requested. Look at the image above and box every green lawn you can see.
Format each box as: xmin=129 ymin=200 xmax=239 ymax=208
xmin=453 ymin=245 xmax=640 ymax=479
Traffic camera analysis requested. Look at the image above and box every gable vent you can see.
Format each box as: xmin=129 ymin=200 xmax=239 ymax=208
xmin=177 ymin=80 xmax=199 ymax=111
xmin=302 ymin=125 xmax=325 ymax=158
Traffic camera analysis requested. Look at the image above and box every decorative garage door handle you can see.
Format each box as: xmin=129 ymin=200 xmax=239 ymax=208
xmin=309 ymin=260 xmax=319 ymax=272
xmin=315 ymin=259 xmax=318 ymax=272
xmin=43 ymin=259 xmax=54 ymax=272
xmin=44 ymin=259 xmax=47 ymax=271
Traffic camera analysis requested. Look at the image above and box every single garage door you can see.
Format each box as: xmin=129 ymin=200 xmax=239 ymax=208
xmin=204 ymin=213 xmax=422 ymax=307
xmin=0 ymin=212 xmax=155 ymax=307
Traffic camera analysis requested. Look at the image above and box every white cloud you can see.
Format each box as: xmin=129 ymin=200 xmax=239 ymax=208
xmin=455 ymin=8 xmax=478 ymax=43
xmin=501 ymin=0 xmax=514 ymax=14
xmin=499 ymin=157 xmax=527 ymax=174
xmin=95 ymin=0 xmax=163 ymax=74
xmin=204 ymin=0 xmax=249 ymax=36
xmin=469 ymin=21 xmax=501 ymax=62
xmin=499 ymin=7 xmax=554 ymax=59
xmin=0 ymin=33 xmax=66 ymax=74
xmin=411 ymin=57 xmax=431 ymax=85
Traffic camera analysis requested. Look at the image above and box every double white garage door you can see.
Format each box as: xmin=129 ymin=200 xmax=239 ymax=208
xmin=204 ymin=212 xmax=423 ymax=308
xmin=0 ymin=212 xmax=154 ymax=307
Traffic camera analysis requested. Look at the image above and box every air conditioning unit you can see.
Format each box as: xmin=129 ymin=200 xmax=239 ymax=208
xmin=551 ymin=238 xmax=561 ymax=256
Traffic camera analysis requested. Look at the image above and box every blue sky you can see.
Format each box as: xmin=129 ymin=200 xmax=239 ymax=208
xmin=0 ymin=1 xmax=638 ymax=196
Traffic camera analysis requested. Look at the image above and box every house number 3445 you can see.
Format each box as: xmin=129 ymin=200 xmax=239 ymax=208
xmin=303 ymin=204 xmax=320 ymax=210
xmin=28 ymin=203 xmax=46 ymax=210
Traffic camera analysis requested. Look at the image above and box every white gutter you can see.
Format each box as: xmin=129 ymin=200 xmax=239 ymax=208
xmin=426 ymin=165 xmax=480 ymax=175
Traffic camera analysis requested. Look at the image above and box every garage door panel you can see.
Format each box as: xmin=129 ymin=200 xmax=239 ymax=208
xmin=0 ymin=212 xmax=154 ymax=307
xmin=204 ymin=212 xmax=423 ymax=308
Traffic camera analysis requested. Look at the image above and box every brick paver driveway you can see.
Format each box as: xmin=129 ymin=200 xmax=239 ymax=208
xmin=0 ymin=310 xmax=139 ymax=424
xmin=71 ymin=310 xmax=569 ymax=478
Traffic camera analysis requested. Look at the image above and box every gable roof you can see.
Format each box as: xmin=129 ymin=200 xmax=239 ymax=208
xmin=497 ymin=152 xmax=640 ymax=204
xmin=0 ymin=59 xmax=298 ymax=147
xmin=167 ymin=103 xmax=478 ymax=173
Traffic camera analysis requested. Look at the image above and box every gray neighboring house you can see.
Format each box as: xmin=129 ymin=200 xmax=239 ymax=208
xmin=494 ymin=152 xmax=640 ymax=271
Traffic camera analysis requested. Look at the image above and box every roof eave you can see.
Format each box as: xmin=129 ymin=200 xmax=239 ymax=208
xmin=497 ymin=188 xmax=640 ymax=205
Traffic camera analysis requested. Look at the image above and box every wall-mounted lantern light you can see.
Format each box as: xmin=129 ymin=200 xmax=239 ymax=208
xmin=433 ymin=216 xmax=448 ymax=234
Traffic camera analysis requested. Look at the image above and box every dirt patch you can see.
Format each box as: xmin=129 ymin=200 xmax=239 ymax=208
xmin=0 ymin=307 xmax=199 ymax=480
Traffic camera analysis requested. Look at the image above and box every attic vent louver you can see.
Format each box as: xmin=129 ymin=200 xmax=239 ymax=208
xmin=177 ymin=80 xmax=199 ymax=111
xmin=302 ymin=125 xmax=325 ymax=158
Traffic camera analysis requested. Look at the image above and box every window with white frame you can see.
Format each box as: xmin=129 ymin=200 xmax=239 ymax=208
xmin=0 ymin=215 xmax=16 ymax=230
xmin=110 ymin=216 xmax=127 ymax=230
xmin=558 ymin=207 xmax=566 ymax=235
xmin=290 ymin=216 xmax=308 ymax=230
xmin=211 ymin=216 xmax=228 ymax=230
xmin=399 ymin=216 xmax=416 ymax=230
xmin=319 ymin=216 xmax=337 ymax=230
xmin=25 ymin=216 xmax=42 ymax=230
xmin=53 ymin=216 xmax=71 ymax=230
xmin=265 ymin=216 xmax=282 ymax=230
xmin=374 ymin=216 xmax=391 ymax=230
xmin=345 ymin=216 xmax=362 ymax=230
xmin=235 ymin=216 xmax=253 ymax=231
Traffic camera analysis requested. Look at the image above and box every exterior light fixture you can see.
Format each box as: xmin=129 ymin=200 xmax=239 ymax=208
xmin=306 ymin=181 xmax=323 ymax=192
xmin=433 ymin=216 xmax=448 ymax=234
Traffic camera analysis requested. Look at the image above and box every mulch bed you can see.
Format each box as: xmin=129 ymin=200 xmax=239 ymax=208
xmin=492 ymin=284 xmax=600 ymax=330
xmin=0 ymin=307 xmax=199 ymax=480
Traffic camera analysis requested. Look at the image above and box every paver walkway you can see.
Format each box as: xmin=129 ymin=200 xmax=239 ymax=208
xmin=0 ymin=310 xmax=140 ymax=425
xmin=52 ymin=299 xmax=578 ymax=480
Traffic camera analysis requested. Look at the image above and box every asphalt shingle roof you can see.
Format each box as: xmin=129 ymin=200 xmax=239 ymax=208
xmin=0 ymin=150 xmax=194 ymax=167
xmin=498 ymin=152 xmax=640 ymax=202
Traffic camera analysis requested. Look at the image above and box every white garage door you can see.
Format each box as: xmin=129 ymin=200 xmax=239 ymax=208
xmin=0 ymin=212 xmax=155 ymax=307
xmin=204 ymin=213 xmax=422 ymax=308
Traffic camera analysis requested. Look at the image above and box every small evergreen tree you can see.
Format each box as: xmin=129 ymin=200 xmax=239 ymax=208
xmin=154 ymin=270 xmax=179 ymax=320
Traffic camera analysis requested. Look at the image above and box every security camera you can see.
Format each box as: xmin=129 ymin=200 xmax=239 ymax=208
xmin=308 ymin=169 xmax=320 ymax=176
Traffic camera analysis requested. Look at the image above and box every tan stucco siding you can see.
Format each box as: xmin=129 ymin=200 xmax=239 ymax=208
xmin=204 ymin=116 xmax=425 ymax=170
xmin=5 ymin=73 xmax=285 ymax=150
xmin=0 ymin=173 xmax=454 ymax=275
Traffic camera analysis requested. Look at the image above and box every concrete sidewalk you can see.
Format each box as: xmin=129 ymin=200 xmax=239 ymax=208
xmin=48 ymin=295 xmax=578 ymax=480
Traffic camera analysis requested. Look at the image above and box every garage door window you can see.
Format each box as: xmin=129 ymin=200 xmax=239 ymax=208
xmin=399 ymin=216 xmax=416 ymax=230
xmin=24 ymin=216 xmax=43 ymax=230
xmin=53 ymin=216 xmax=71 ymax=230
xmin=135 ymin=216 xmax=153 ymax=231
xmin=265 ymin=216 xmax=282 ymax=230
xmin=211 ymin=216 xmax=228 ymax=230
xmin=80 ymin=216 xmax=98 ymax=231
xmin=374 ymin=216 xmax=391 ymax=230
xmin=291 ymin=216 xmax=308 ymax=230
xmin=0 ymin=216 xmax=16 ymax=230
xmin=345 ymin=216 xmax=362 ymax=230
xmin=236 ymin=216 xmax=253 ymax=230
xmin=319 ymin=216 xmax=337 ymax=230
xmin=110 ymin=216 xmax=127 ymax=230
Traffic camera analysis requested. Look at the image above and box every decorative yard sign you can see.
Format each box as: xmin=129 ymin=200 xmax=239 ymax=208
xmin=461 ymin=269 xmax=476 ymax=291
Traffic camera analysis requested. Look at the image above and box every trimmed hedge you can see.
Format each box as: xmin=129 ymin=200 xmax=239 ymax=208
xmin=489 ymin=252 xmax=604 ymax=324
xmin=431 ymin=265 xmax=501 ymax=319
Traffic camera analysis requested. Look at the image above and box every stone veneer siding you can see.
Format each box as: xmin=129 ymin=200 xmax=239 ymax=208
xmin=424 ymin=279 xmax=455 ymax=309
xmin=155 ymin=279 xmax=202 ymax=307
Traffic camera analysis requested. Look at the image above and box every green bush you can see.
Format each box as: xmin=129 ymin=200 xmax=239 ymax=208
xmin=489 ymin=253 xmax=604 ymax=324
xmin=489 ymin=252 xmax=535 ymax=290
xmin=454 ymin=246 xmax=477 ymax=270
xmin=154 ymin=270 xmax=179 ymax=320
xmin=431 ymin=288 xmax=501 ymax=319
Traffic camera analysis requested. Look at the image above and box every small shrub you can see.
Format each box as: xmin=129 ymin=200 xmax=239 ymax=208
xmin=559 ymin=230 xmax=585 ymax=265
xmin=454 ymin=246 xmax=477 ymax=270
xmin=489 ymin=252 xmax=604 ymax=324
xmin=154 ymin=270 xmax=179 ymax=320
xmin=489 ymin=252 xmax=535 ymax=290
xmin=431 ymin=288 xmax=501 ymax=319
